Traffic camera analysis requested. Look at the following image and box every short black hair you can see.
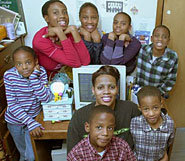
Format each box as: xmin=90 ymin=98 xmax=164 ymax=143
xmin=42 ymin=0 xmax=66 ymax=17
xmin=152 ymin=25 xmax=170 ymax=38
xmin=137 ymin=86 xmax=161 ymax=105
xmin=114 ymin=12 xmax=131 ymax=25
xmin=12 ymin=46 xmax=37 ymax=61
xmin=92 ymin=65 xmax=120 ymax=87
xmin=79 ymin=2 xmax=99 ymax=17
xmin=88 ymin=105 xmax=115 ymax=124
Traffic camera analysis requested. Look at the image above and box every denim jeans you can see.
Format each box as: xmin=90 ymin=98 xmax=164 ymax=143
xmin=7 ymin=123 xmax=35 ymax=161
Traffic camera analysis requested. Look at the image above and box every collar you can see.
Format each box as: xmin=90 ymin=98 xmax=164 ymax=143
xmin=142 ymin=112 xmax=169 ymax=133
xmin=87 ymin=135 xmax=112 ymax=157
xmin=147 ymin=44 xmax=171 ymax=62
xmin=13 ymin=67 xmax=25 ymax=79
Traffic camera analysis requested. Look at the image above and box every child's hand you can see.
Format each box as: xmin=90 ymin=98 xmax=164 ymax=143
xmin=30 ymin=126 xmax=43 ymax=137
xmin=108 ymin=32 xmax=117 ymax=41
xmin=159 ymin=151 xmax=168 ymax=161
xmin=119 ymin=34 xmax=131 ymax=41
xmin=44 ymin=26 xmax=67 ymax=41
xmin=119 ymin=34 xmax=131 ymax=47
xmin=65 ymin=25 xmax=81 ymax=43
xmin=79 ymin=26 xmax=91 ymax=41
xmin=64 ymin=25 xmax=78 ymax=34
xmin=91 ymin=29 xmax=101 ymax=43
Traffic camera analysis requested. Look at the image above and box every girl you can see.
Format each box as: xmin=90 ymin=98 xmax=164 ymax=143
xmin=79 ymin=2 xmax=102 ymax=64
xmin=33 ymin=0 xmax=90 ymax=77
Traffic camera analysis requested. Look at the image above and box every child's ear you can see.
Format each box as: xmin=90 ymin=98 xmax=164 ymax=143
xmin=35 ymin=58 xmax=39 ymax=65
xmin=129 ymin=25 xmax=132 ymax=32
xmin=138 ymin=106 xmax=142 ymax=111
xmin=44 ymin=15 xmax=49 ymax=23
xmin=151 ymin=35 xmax=153 ymax=43
xmin=92 ymin=86 xmax=95 ymax=95
xmin=85 ymin=122 xmax=90 ymax=133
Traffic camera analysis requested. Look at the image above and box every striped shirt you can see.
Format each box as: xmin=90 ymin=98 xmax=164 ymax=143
xmin=4 ymin=66 xmax=53 ymax=131
xmin=136 ymin=44 xmax=178 ymax=95
xmin=130 ymin=113 xmax=175 ymax=161
xmin=67 ymin=135 xmax=136 ymax=161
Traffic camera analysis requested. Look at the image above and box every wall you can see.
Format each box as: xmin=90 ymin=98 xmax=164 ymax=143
xmin=21 ymin=0 xmax=158 ymax=47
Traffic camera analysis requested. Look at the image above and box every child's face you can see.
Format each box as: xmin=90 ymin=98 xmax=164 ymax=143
xmin=85 ymin=112 xmax=115 ymax=152
xmin=80 ymin=7 xmax=99 ymax=33
xmin=92 ymin=74 xmax=119 ymax=109
xmin=113 ymin=13 xmax=131 ymax=36
xmin=151 ymin=27 xmax=170 ymax=51
xmin=14 ymin=50 xmax=37 ymax=78
xmin=44 ymin=2 xmax=69 ymax=30
xmin=139 ymin=96 xmax=162 ymax=129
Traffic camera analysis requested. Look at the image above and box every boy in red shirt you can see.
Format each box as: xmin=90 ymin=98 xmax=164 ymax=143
xmin=67 ymin=105 xmax=136 ymax=161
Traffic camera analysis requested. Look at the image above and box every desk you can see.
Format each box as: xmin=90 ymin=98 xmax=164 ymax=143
xmin=31 ymin=111 xmax=69 ymax=161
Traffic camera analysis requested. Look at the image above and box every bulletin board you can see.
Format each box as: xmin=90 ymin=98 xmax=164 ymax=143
xmin=0 ymin=0 xmax=26 ymax=23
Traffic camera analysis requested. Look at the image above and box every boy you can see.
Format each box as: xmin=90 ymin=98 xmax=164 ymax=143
xmin=136 ymin=25 xmax=178 ymax=98
xmin=130 ymin=86 xmax=175 ymax=161
xmin=4 ymin=46 xmax=53 ymax=161
xmin=33 ymin=0 xmax=90 ymax=77
xmin=100 ymin=12 xmax=141 ymax=75
xmin=67 ymin=105 xmax=136 ymax=161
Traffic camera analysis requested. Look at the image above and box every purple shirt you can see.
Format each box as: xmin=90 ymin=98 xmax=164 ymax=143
xmin=100 ymin=33 xmax=141 ymax=74
xmin=4 ymin=66 xmax=53 ymax=131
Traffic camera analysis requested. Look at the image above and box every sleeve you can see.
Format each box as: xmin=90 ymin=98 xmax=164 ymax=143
xmin=111 ymin=37 xmax=141 ymax=65
xmin=119 ymin=140 xmax=137 ymax=161
xmin=130 ymin=118 xmax=134 ymax=135
xmin=136 ymin=48 xmax=144 ymax=84
xmin=167 ymin=119 xmax=175 ymax=147
xmin=67 ymin=111 xmax=83 ymax=153
xmin=101 ymin=35 xmax=141 ymax=65
xmin=4 ymin=74 xmax=41 ymax=131
xmin=82 ymin=38 xmax=102 ymax=64
xmin=33 ymin=34 xmax=84 ymax=67
xmin=73 ymin=39 xmax=90 ymax=65
xmin=100 ymin=34 xmax=115 ymax=64
xmin=159 ymin=56 xmax=178 ymax=94
xmin=67 ymin=151 xmax=79 ymax=161
xmin=29 ymin=67 xmax=53 ymax=102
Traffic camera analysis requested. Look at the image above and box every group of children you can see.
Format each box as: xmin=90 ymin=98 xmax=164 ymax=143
xmin=3 ymin=0 xmax=178 ymax=160
xmin=67 ymin=85 xmax=175 ymax=161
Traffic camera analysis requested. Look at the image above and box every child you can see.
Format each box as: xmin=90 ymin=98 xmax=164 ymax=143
xmin=136 ymin=25 xmax=178 ymax=98
xmin=100 ymin=12 xmax=141 ymax=75
xmin=79 ymin=2 xmax=102 ymax=64
xmin=4 ymin=46 xmax=53 ymax=161
xmin=130 ymin=86 xmax=175 ymax=161
xmin=67 ymin=105 xmax=136 ymax=161
xmin=32 ymin=0 xmax=90 ymax=77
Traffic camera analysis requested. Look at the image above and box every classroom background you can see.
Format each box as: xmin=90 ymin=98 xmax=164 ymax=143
xmin=21 ymin=0 xmax=157 ymax=47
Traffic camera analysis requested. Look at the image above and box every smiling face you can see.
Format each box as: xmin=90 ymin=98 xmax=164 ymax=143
xmin=85 ymin=112 xmax=115 ymax=152
xmin=151 ymin=27 xmax=170 ymax=53
xmin=14 ymin=50 xmax=37 ymax=78
xmin=113 ymin=13 xmax=131 ymax=36
xmin=139 ymin=96 xmax=162 ymax=129
xmin=80 ymin=6 xmax=99 ymax=33
xmin=92 ymin=74 xmax=118 ymax=109
xmin=44 ymin=2 xmax=69 ymax=30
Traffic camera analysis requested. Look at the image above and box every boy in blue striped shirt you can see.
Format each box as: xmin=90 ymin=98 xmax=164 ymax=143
xmin=4 ymin=46 xmax=53 ymax=161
